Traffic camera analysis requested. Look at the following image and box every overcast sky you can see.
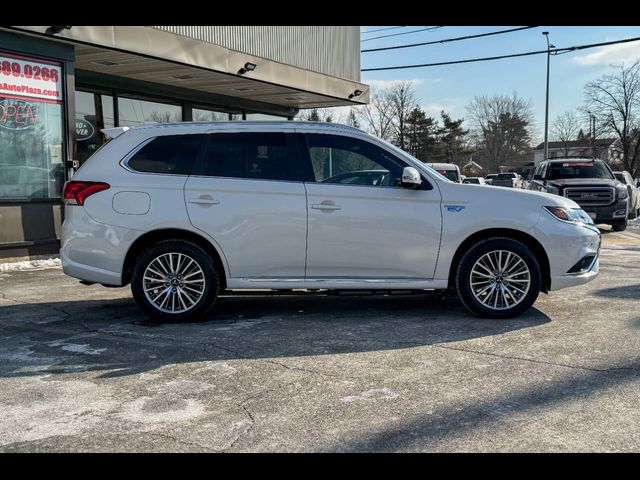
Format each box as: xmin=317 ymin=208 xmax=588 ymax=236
xmin=358 ymin=26 xmax=640 ymax=144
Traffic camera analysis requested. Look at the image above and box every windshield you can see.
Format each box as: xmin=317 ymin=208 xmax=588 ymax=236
xmin=546 ymin=161 xmax=614 ymax=180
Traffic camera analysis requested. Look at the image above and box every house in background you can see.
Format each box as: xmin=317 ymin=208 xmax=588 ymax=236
xmin=533 ymin=138 xmax=617 ymax=166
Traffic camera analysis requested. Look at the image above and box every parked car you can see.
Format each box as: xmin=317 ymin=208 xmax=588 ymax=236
xmin=491 ymin=172 xmax=523 ymax=189
xmin=426 ymin=163 xmax=462 ymax=183
xmin=529 ymin=158 xmax=629 ymax=231
xmin=613 ymin=171 xmax=640 ymax=219
xmin=61 ymin=121 xmax=601 ymax=321
xmin=484 ymin=173 xmax=498 ymax=185
xmin=462 ymin=177 xmax=487 ymax=185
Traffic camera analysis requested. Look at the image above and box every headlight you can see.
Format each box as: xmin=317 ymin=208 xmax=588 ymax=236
xmin=617 ymin=186 xmax=628 ymax=199
xmin=544 ymin=206 xmax=594 ymax=225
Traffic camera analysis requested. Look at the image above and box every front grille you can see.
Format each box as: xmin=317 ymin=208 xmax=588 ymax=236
xmin=563 ymin=187 xmax=615 ymax=206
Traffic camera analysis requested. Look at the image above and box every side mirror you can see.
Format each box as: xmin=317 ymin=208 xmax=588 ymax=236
xmin=400 ymin=166 xmax=422 ymax=189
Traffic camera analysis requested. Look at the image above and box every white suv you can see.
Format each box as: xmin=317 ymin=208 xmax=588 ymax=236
xmin=61 ymin=121 xmax=601 ymax=321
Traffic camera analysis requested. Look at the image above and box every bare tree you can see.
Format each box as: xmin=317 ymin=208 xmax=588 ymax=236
xmin=551 ymin=111 xmax=582 ymax=156
xmin=584 ymin=61 xmax=640 ymax=176
xmin=388 ymin=80 xmax=418 ymax=149
xmin=299 ymin=107 xmax=348 ymax=124
xmin=356 ymin=86 xmax=395 ymax=141
xmin=466 ymin=93 xmax=533 ymax=172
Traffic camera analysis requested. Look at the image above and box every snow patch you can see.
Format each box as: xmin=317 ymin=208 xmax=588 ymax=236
xmin=47 ymin=340 xmax=106 ymax=356
xmin=0 ymin=257 xmax=61 ymax=272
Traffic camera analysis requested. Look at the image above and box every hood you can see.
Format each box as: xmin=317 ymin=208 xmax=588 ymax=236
xmin=545 ymin=178 xmax=620 ymax=188
xmin=440 ymin=182 xmax=579 ymax=209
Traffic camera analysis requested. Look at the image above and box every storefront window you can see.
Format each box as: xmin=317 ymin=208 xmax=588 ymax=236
xmin=0 ymin=52 xmax=64 ymax=198
xmin=75 ymin=91 xmax=114 ymax=164
xmin=245 ymin=112 xmax=285 ymax=121
xmin=193 ymin=108 xmax=229 ymax=122
xmin=118 ymin=97 xmax=182 ymax=127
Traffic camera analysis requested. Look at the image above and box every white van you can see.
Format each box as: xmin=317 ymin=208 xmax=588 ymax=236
xmin=426 ymin=163 xmax=462 ymax=183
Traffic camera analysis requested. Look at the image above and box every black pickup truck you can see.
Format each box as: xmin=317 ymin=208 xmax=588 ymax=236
xmin=528 ymin=158 xmax=630 ymax=231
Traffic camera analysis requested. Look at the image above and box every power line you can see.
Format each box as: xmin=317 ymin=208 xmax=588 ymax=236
xmin=362 ymin=35 xmax=640 ymax=72
xmin=361 ymin=26 xmax=444 ymax=43
xmin=362 ymin=26 xmax=539 ymax=53
xmin=361 ymin=26 xmax=407 ymax=35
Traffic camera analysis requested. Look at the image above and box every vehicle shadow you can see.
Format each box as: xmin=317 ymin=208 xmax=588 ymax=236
xmin=0 ymin=293 xmax=551 ymax=379
xmin=592 ymin=283 xmax=640 ymax=299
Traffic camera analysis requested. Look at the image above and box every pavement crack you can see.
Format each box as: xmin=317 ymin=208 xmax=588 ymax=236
xmin=431 ymin=343 xmax=637 ymax=373
xmin=224 ymin=403 xmax=256 ymax=452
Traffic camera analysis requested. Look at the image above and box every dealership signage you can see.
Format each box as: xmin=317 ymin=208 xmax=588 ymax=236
xmin=0 ymin=51 xmax=63 ymax=104
xmin=76 ymin=117 xmax=95 ymax=141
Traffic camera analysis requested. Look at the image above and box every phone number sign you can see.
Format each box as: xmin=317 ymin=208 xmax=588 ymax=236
xmin=0 ymin=51 xmax=62 ymax=104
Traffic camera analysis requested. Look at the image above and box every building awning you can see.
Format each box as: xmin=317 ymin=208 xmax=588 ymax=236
xmin=7 ymin=26 xmax=370 ymax=111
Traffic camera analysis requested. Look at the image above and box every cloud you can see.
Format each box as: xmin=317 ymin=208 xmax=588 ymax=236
xmin=364 ymin=78 xmax=425 ymax=89
xmin=421 ymin=103 xmax=447 ymax=115
xmin=572 ymin=42 xmax=640 ymax=66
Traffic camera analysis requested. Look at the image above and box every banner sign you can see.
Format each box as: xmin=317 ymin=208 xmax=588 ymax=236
xmin=0 ymin=51 xmax=63 ymax=104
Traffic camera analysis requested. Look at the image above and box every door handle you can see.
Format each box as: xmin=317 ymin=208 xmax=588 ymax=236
xmin=311 ymin=202 xmax=342 ymax=211
xmin=188 ymin=195 xmax=220 ymax=205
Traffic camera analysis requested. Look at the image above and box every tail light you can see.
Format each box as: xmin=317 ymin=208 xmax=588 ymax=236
xmin=63 ymin=181 xmax=110 ymax=206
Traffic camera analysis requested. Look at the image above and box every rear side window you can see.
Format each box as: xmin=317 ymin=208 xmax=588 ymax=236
xmin=127 ymin=134 xmax=205 ymax=175
xmin=194 ymin=132 xmax=292 ymax=181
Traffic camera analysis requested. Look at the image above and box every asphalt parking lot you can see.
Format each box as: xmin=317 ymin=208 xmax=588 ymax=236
xmin=1 ymin=227 xmax=640 ymax=452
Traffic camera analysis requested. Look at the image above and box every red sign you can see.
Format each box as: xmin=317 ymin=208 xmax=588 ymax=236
xmin=0 ymin=51 xmax=62 ymax=104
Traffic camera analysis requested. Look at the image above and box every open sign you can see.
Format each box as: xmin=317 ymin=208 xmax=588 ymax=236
xmin=0 ymin=98 xmax=38 ymax=130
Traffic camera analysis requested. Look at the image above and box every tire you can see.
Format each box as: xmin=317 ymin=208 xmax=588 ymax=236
xmin=131 ymin=240 xmax=219 ymax=322
xmin=455 ymin=237 xmax=542 ymax=319
xmin=612 ymin=220 xmax=627 ymax=232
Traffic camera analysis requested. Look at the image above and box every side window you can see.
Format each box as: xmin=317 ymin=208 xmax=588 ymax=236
xmin=197 ymin=132 xmax=292 ymax=181
xmin=305 ymin=133 xmax=404 ymax=187
xmin=127 ymin=134 xmax=205 ymax=175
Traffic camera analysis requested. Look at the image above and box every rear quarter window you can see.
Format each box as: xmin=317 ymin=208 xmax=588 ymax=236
xmin=127 ymin=134 xmax=206 ymax=175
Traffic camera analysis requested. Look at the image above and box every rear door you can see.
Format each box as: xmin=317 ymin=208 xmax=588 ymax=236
xmin=184 ymin=131 xmax=308 ymax=279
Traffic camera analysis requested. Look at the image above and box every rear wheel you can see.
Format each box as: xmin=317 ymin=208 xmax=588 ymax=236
xmin=131 ymin=240 xmax=219 ymax=322
xmin=455 ymin=238 xmax=542 ymax=318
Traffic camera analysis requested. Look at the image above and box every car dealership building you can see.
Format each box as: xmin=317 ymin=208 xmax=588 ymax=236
xmin=0 ymin=26 xmax=368 ymax=259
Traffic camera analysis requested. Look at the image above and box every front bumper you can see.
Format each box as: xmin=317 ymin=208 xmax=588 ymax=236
xmin=528 ymin=209 xmax=601 ymax=292
xmin=572 ymin=199 xmax=628 ymax=224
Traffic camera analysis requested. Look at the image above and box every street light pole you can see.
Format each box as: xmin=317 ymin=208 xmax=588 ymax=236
xmin=543 ymin=32 xmax=555 ymax=161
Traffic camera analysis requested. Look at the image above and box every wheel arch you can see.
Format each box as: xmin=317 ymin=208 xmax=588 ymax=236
xmin=447 ymin=228 xmax=551 ymax=293
xmin=122 ymin=228 xmax=228 ymax=289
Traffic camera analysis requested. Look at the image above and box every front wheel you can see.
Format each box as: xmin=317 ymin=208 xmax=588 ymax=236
xmin=131 ymin=240 xmax=219 ymax=322
xmin=455 ymin=238 xmax=542 ymax=318
xmin=612 ymin=220 xmax=627 ymax=231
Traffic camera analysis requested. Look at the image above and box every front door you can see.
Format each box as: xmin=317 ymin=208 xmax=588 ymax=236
xmin=184 ymin=131 xmax=307 ymax=279
xmin=302 ymin=133 xmax=442 ymax=279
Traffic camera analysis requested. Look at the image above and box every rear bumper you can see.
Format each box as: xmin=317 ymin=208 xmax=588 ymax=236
xmin=60 ymin=206 xmax=139 ymax=286
xmin=61 ymin=251 xmax=122 ymax=286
